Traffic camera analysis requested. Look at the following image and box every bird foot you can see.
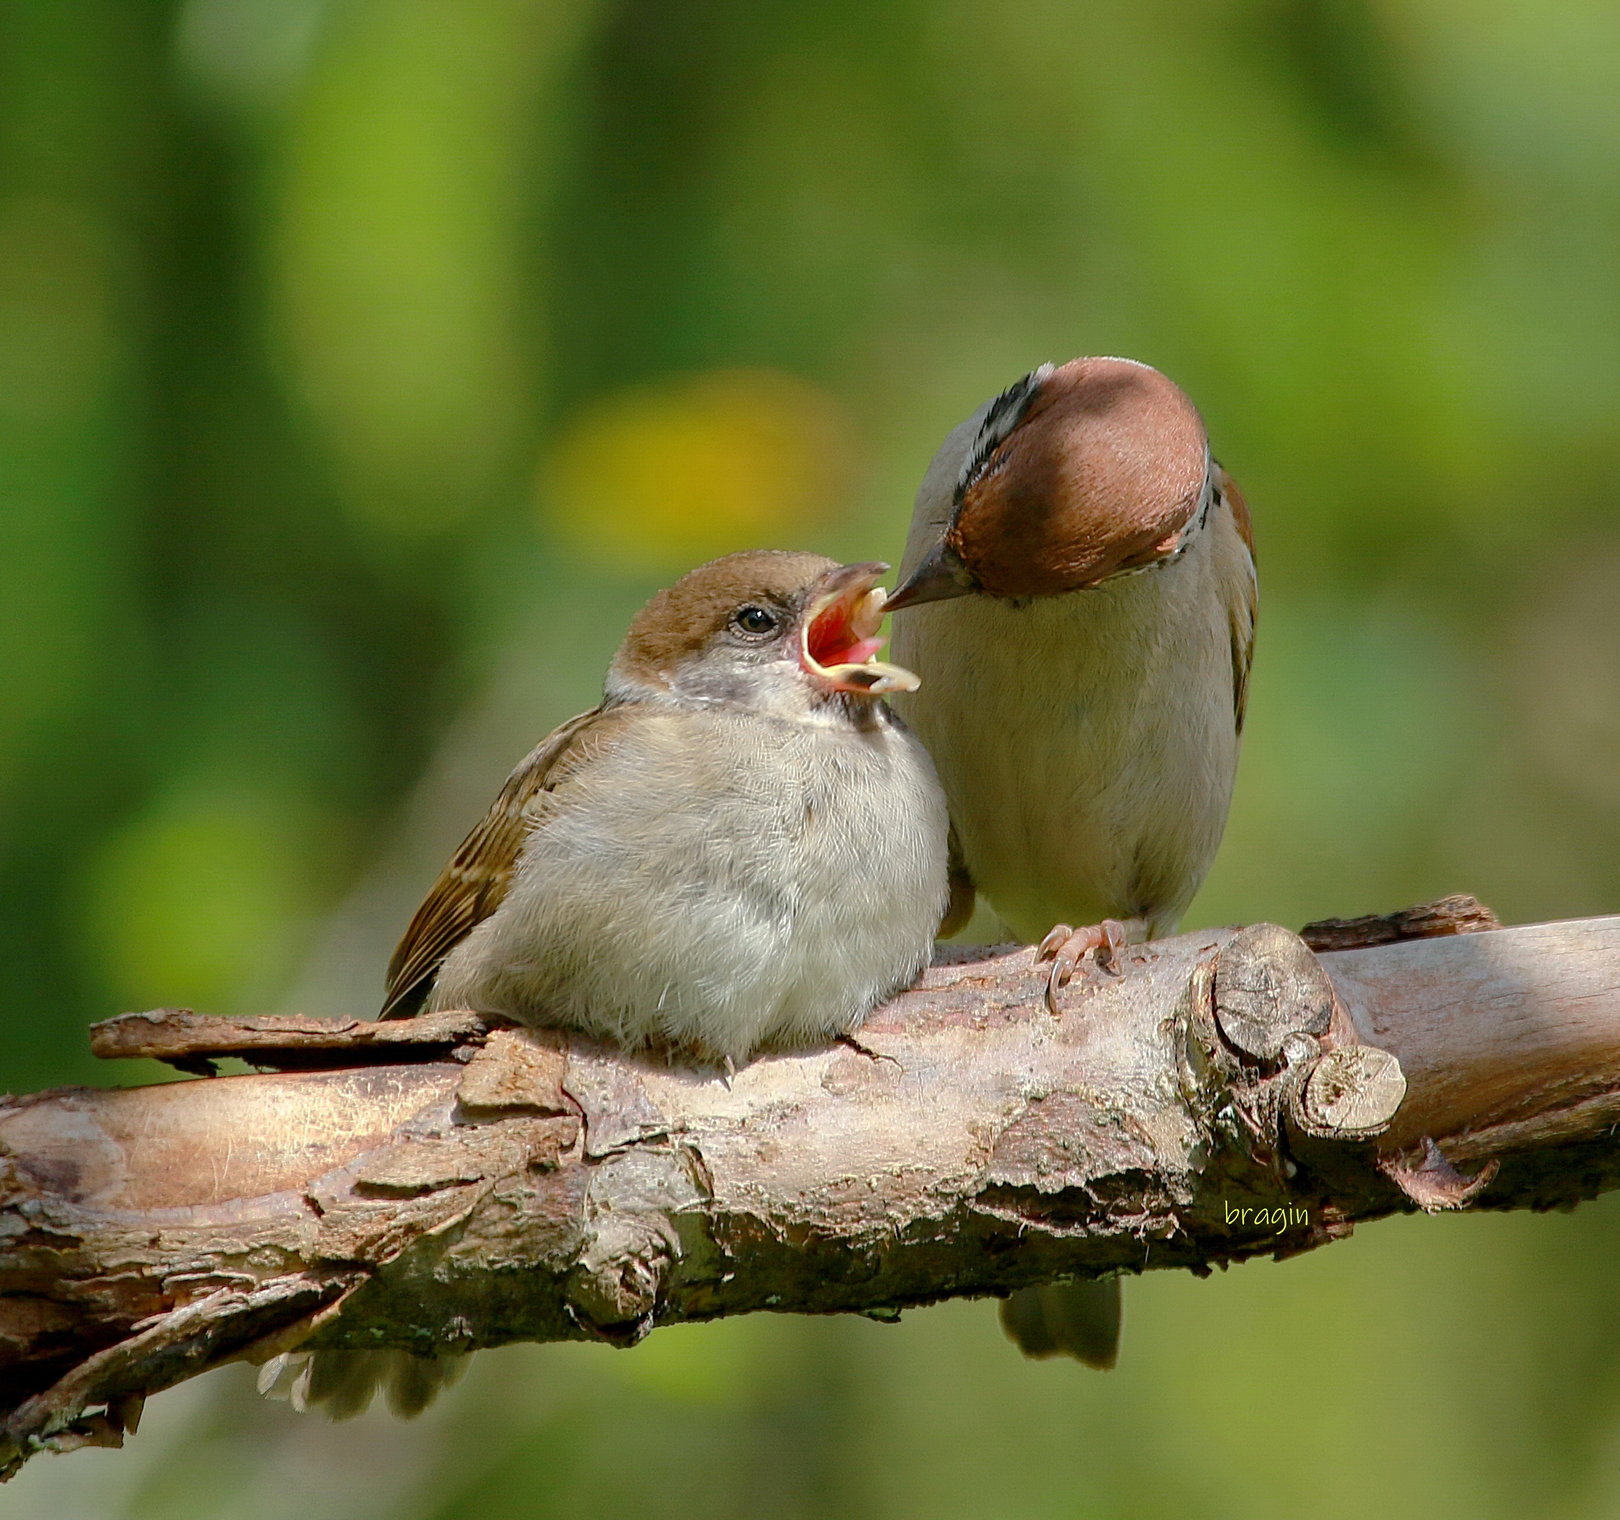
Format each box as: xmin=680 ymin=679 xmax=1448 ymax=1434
xmin=1035 ymin=919 xmax=1127 ymax=1015
xmin=837 ymin=1032 xmax=901 ymax=1067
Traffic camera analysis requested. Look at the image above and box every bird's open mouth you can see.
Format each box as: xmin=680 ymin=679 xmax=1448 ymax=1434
xmin=801 ymin=562 xmax=920 ymax=697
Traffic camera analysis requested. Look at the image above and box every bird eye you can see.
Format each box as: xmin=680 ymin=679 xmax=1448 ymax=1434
xmin=731 ymin=605 xmax=778 ymax=636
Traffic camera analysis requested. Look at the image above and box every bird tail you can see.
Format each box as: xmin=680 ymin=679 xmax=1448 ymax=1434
xmin=256 ymin=1348 xmax=469 ymax=1420
xmin=999 ymin=1278 xmax=1122 ymax=1369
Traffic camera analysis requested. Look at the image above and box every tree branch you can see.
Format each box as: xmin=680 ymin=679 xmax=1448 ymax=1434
xmin=5 ymin=905 xmax=1619 ymax=1477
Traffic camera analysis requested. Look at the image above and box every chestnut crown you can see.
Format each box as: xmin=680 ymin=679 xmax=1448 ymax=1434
xmin=615 ymin=550 xmax=835 ymax=678
xmin=942 ymin=357 xmax=1210 ymax=600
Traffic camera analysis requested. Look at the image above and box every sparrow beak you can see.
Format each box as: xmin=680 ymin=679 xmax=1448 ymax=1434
xmin=880 ymin=540 xmax=977 ymax=611
xmin=801 ymin=562 xmax=920 ymax=697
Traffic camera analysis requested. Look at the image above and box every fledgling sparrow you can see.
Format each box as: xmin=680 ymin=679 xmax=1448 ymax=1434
xmin=260 ymin=550 xmax=949 ymax=1418
xmin=885 ymin=357 xmax=1257 ymax=1366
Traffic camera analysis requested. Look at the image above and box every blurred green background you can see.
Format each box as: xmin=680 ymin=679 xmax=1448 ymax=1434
xmin=6 ymin=0 xmax=1620 ymax=1515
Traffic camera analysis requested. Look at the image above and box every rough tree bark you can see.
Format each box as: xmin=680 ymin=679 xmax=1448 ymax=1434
xmin=5 ymin=900 xmax=1620 ymax=1479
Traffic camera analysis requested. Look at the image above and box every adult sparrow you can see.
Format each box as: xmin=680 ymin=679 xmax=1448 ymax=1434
xmin=261 ymin=549 xmax=949 ymax=1416
xmin=885 ymin=357 xmax=1257 ymax=1366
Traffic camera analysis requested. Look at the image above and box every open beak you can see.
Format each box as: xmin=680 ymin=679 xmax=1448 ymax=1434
xmin=880 ymin=540 xmax=977 ymax=611
xmin=800 ymin=562 xmax=920 ymax=697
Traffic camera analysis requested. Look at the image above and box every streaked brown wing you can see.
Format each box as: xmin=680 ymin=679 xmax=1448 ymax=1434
xmin=1215 ymin=464 xmax=1258 ymax=736
xmin=379 ymin=707 xmax=606 ymax=1020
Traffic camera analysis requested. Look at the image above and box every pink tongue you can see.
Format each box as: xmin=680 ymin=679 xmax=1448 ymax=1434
xmin=830 ymin=638 xmax=883 ymax=666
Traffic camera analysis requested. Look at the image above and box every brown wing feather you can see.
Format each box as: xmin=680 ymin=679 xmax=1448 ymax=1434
xmin=1216 ymin=462 xmax=1256 ymax=562
xmin=1215 ymin=464 xmax=1258 ymax=736
xmin=379 ymin=707 xmax=606 ymax=1020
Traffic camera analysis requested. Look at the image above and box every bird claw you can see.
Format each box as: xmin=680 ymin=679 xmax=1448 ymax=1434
xmin=1036 ymin=919 xmax=1127 ymax=1015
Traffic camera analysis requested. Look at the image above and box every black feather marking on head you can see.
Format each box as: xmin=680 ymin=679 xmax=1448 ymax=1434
xmin=954 ymin=363 xmax=1055 ymax=506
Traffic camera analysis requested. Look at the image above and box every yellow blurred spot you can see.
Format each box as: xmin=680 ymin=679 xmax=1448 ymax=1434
xmin=542 ymin=369 xmax=855 ymax=571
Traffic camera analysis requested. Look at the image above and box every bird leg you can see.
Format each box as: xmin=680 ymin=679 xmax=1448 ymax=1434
xmin=1036 ymin=919 xmax=1135 ymax=1015
xmin=836 ymin=1031 xmax=901 ymax=1067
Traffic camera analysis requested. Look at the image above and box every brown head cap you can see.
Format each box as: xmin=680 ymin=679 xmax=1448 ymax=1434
xmin=612 ymin=549 xmax=836 ymax=687
xmin=946 ymin=358 xmax=1210 ymax=598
